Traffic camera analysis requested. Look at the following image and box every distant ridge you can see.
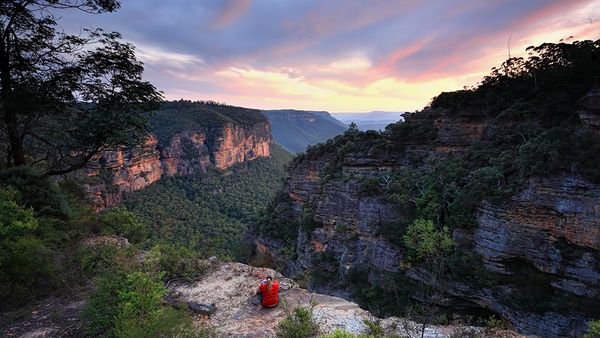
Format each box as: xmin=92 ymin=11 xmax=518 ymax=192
xmin=332 ymin=111 xmax=406 ymax=131
xmin=263 ymin=109 xmax=348 ymax=153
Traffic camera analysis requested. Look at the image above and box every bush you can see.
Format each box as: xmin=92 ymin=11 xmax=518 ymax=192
xmin=300 ymin=206 xmax=318 ymax=234
xmin=276 ymin=301 xmax=320 ymax=338
xmin=82 ymin=272 xmax=128 ymax=336
xmin=0 ymin=166 xmax=72 ymax=218
xmin=403 ymin=219 xmax=452 ymax=262
xmin=585 ymin=320 xmax=600 ymax=338
xmin=76 ymin=243 xmax=130 ymax=278
xmin=144 ymin=243 xmax=205 ymax=282
xmin=99 ymin=208 xmax=147 ymax=244
xmin=364 ymin=319 xmax=385 ymax=337
xmin=0 ymin=187 xmax=38 ymax=237
xmin=84 ymin=271 xmax=203 ymax=337
xmin=322 ymin=329 xmax=356 ymax=338
xmin=359 ymin=178 xmax=383 ymax=197
xmin=0 ymin=236 xmax=55 ymax=307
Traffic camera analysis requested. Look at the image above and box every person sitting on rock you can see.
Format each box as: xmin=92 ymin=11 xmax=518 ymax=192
xmin=256 ymin=276 xmax=279 ymax=308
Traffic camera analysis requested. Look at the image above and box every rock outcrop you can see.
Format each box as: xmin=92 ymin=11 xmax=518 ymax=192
xmin=171 ymin=261 xmax=521 ymax=338
xmin=578 ymin=87 xmax=600 ymax=130
xmin=79 ymin=121 xmax=271 ymax=209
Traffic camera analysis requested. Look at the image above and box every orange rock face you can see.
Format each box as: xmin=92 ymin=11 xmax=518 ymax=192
xmin=79 ymin=121 xmax=271 ymax=210
xmin=213 ymin=122 xmax=271 ymax=169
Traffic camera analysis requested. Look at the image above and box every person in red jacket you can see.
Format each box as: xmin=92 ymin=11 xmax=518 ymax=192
xmin=256 ymin=276 xmax=279 ymax=308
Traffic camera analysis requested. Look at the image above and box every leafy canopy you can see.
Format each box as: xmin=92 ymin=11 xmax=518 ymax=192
xmin=0 ymin=0 xmax=162 ymax=174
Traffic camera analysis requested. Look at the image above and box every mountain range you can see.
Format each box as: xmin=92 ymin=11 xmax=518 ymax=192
xmin=332 ymin=111 xmax=406 ymax=131
xmin=263 ymin=109 xmax=348 ymax=153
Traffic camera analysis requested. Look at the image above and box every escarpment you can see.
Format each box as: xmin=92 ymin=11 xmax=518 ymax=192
xmin=78 ymin=102 xmax=272 ymax=209
xmin=258 ymin=88 xmax=600 ymax=337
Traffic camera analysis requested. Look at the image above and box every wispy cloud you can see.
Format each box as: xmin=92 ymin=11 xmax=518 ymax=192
xmin=210 ymin=0 xmax=252 ymax=28
xmin=135 ymin=44 xmax=205 ymax=69
xmin=62 ymin=0 xmax=600 ymax=112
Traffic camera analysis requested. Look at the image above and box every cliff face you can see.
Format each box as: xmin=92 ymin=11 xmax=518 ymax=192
xmin=258 ymin=90 xmax=600 ymax=337
xmin=80 ymin=121 xmax=271 ymax=209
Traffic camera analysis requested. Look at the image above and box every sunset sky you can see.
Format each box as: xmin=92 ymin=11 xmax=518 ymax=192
xmin=64 ymin=0 xmax=600 ymax=112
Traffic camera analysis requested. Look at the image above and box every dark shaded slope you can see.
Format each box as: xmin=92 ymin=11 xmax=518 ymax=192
xmin=263 ymin=110 xmax=347 ymax=153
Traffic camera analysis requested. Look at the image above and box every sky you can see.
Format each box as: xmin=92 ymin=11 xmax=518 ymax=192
xmin=62 ymin=0 xmax=600 ymax=112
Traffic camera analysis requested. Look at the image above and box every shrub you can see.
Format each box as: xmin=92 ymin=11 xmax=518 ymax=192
xmin=0 ymin=166 xmax=72 ymax=218
xmin=364 ymin=319 xmax=385 ymax=337
xmin=0 ymin=187 xmax=38 ymax=237
xmin=84 ymin=271 xmax=203 ymax=337
xmin=403 ymin=219 xmax=452 ymax=262
xmin=300 ymin=206 xmax=318 ymax=234
xmin=276 ymin=301 xmax=320 ymax=338
xmin=0 ymin=236 xmax=55 ymax=308
xmin=76 ymin=244 xmax=128 ymax=277
xmin=481 ymin=315 xmax=507 ymax=330
xmin=99 ymin=208 xmax=147 ymax=244
xmin=322 ymin=329 xmax=356 ymax=338
xmin=585 ymin=320 xmax=600 ymax=338
xmin=359 ymin=178 xmax=383 ymax=197
xmin=82 ymin=272 xmax=128 ymax=336
xmin=144 ymin=243 xmax=205 ymax=282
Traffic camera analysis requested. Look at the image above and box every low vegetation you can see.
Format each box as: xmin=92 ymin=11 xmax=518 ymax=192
xmin=276 ymin=301 xmax=320 ymax=338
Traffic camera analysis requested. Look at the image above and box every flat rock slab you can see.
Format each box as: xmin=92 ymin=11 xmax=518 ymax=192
xmin=173 ymin=262 xmax=524 ymax=337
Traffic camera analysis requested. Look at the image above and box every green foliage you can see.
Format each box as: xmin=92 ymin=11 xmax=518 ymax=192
xmin=403 ymin=219 xmax=452 ymax=262
xmin=384 ymin=119 xmax=437 ymax=143
xmin=77 ymin=244 xmax=122 ymax=277
xmin=481 ymin=315 xmax=507 ymax=330
xmin=430 ymin=40 xmax=600 ymax=123
xmin=0 ymin=236 xmax=55 ymax=306
xmin=322 ymin=329 xmax=357 ymax=338
xmin=144 ymin=243 xmax=205 ymax=282
xmin=310 ymin=250 xmax=340 ymax=285
xmin=99 ymin=208 xmax=147 ymax=244
xmin=0 ymin=188 xmax=38 ymax=237
xmin=0 ymin=1 xmax=162 ymax=173
xmin=300 ymin=206 xmax=318 ymax=233
xmin=359 ymin=178 xmax=383 ymax=197
xmin=82 ymin=272 xmax=129 ymax=337
xmin=363 ymin=319 xmax=385 ymax=337
xmin=276 ymin=301 xmax=320 ymax=338
xmin=0 ymin=166 xmax=72 ymax=218
xmin=585 ymin=320 xmax=600 ymax=338
xmin=124 ymin=143 xmax=292 ymax=259
xmin=84 ymin=271 xmax=203 ymax=338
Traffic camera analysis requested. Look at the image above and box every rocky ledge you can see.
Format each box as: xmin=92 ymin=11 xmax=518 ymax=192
xmin=171 ymin=261 xmax=522 ymax=338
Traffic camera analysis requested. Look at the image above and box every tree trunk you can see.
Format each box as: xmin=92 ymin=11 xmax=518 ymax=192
xmin=0 ymin=30 xmax=25 ymax=166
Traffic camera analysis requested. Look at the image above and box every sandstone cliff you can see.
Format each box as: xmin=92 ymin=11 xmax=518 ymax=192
xmin=258 ymin=89 xmax=600 ymax=337
xmin=78 ymin=105 xmax=271 ymax=209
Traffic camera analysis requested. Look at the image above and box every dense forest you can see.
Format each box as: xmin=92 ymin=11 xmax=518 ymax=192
xmin=122 ymin=143 xmax=293 ymax=259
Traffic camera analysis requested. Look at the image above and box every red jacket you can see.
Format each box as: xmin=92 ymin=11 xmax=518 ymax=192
xmin=258 ymin=280 xmax=279 ymax=307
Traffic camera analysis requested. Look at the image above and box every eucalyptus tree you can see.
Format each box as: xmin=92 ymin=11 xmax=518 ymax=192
xmin=0 ymin=0 xmax=162 ymax=174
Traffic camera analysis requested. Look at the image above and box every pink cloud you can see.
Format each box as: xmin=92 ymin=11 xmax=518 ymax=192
xmin=210 ymin=0 xmax=252 ymax=28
